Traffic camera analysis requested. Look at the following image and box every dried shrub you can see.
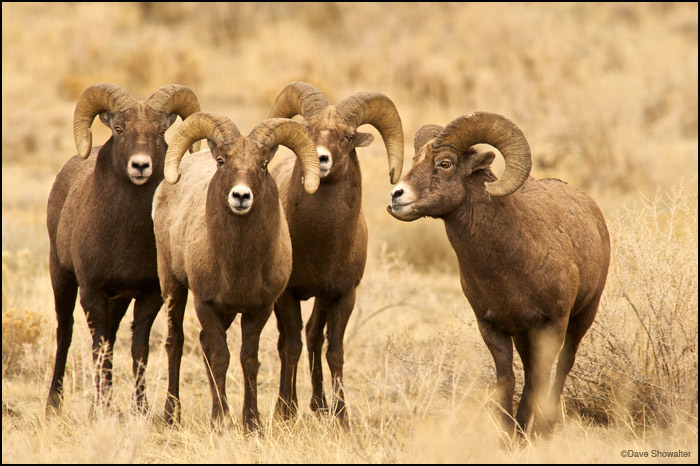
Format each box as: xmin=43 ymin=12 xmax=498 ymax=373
xmin=569 ymin=180 xmax=698 ymax=427
xmin=2 ymin=308 xmax=45 ymax=377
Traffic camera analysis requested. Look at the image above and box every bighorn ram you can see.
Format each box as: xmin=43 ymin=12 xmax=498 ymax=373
xmin=152 ymin=113 xmax=320 ymax=430
xmin=268 ymin=82 xmax=404 ymax=421
xmin=46 ymin=83 xmax=201 ymax=414
xmin=388 ymin=112 xmax=610 ymax=437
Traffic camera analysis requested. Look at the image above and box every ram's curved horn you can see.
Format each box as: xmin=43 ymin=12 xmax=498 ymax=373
xmin=147 ymin=85 xmax=202 ymax=153
xmin=336 ymin=92 xmax=405 ymax=184
xmin=413 ymin=124 xmax=443 ymax=153
xmin=164 ymin=112 xmax=241 ymax=184
xmin=434 ymin=112 xmax=531 ymax=197
xmin=268 ymin=81 xmax=329 ymax=119
xmin=249 ymin=118 xmax=320 ymax=194
xmin=73 ymin=84 xmax=136 ymax=158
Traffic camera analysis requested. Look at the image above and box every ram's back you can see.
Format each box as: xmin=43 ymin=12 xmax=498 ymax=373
xmin=153 ymin=151 xmax=214 ymax=285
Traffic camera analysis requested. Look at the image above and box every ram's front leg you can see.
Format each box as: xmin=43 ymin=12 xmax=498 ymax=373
xmin=46 ymin=251 xmax=78 ymax=415
xmin=321 ymin=289 xmax=357 ymax=425
xmin=241 ymin=306 xmax=273 ymax=432
xmin=196 ymin=298 xmax=235 ymax=426
xmin=163 ymin=281 xmax=188 ymax=425
xmin=477 ymin=318 xmax=515 ymax=437
xmin=274 ymin=290 xmax=303 ymax=419
xmin=131 ymin=285 xmax=163 ymax=413
xmin=80 ymin=287 xmax=129 ymax=416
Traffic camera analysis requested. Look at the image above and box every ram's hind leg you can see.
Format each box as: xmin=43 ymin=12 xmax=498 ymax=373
xmin=547 ymin=298 xmax=600 ymax=430
xmin=322 ymin=290 xmax=356 ymax=425
xmin=513 ymin=334 xmax=534 ymax=437
xmin=529 ymin=321 xmax=567 ymax=437
xmin=196 ymin=298 xmax=235 ymax=426
xmin=306 ymin=297 xmax=329 ymax=414
xmin=80 ymin=286 xmax=129 ymax=416
xmin=103 ymin=296 xmax=131 ymax=412
xmin=274 ymin=290 xmax=303 ymax=419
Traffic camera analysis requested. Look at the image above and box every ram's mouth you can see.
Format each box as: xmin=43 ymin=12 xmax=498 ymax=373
xmin=386 ymin=203 xmax=421 ymax=221
xmin=129 ymin=175 xmax=150 ymax=185
xmin=231 ymin=205 xmax=252 ymax=215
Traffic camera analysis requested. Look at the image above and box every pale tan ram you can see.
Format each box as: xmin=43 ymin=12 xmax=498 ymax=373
xmin=152 ymin=112 xmax=320 ymax=431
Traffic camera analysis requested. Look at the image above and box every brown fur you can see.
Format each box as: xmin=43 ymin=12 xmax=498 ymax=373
xmin=270 ymin=107 xmax=374 ymax=422
xmin=46 ymin=103 xmax=185 ymax=415
xmin=153 ymin=139 xmax=294 ymax=431
xmin=391 ymin=139 xmax=610 ymax=438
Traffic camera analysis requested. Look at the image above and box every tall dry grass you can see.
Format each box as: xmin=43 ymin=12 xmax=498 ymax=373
xmin=571 ymin=181 xmax=698 ymax=428
xmin=2 ymin=2 xmax=698 ymax=463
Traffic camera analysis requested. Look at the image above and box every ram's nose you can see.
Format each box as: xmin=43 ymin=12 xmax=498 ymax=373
xmin=127 ymin=154 xmax=153 ymax=185
xmin=317 ymin=146 xmax=332 ymax=178
xmin=228 ymin=185 xmax=254 ymax=215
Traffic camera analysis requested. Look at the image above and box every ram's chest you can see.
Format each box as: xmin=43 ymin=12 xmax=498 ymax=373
xmin=76 ymin=223 xmax=158 ymax=286
xmin=187 ymin=231 xmax=292 ymax=312
xmin=58 ymin=189 xmax=158 ymax=287
xmin=192 ymin=260 xmax=289 ymax=312
xmin=286 ymin=210 xmax=367 ymax=298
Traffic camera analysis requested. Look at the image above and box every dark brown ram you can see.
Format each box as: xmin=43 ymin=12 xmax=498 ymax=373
xmin=388 ymin=112 xmax=610 ymax=437
xmin=46 ymin=83 xmax=200 ymax=414
xmin=268 ymin=82 xmax=404 ymax=422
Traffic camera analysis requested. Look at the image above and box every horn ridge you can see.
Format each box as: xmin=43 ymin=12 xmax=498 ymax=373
xmin=336 ymin=92 xmax=405 ymax=184
xmin=164 ymin=112 xmax=241 ymax=184
xmin=434 ymin=112 xmax=531 ymax=197
xmin=72 ymin=83 xmax=136 ymax=158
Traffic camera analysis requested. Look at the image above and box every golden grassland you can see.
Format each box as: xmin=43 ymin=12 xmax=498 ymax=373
xmin=2 ymin=2 xmax=698 ymax=463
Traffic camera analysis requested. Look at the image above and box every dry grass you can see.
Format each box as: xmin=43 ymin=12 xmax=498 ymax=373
xmin=571 ymin=182 xmax=698 ymax=428
xmin=2 ymin=2 xmax=698 ymax=463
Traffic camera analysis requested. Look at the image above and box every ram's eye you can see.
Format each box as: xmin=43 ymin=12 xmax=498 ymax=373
xmin=438 ymin=160 xmax=452 ymax=169
xmin=345 ymin=134 xmax=354 ymax=142
xmin=216 ymin=157 xmax=225 ymax=167
xmin=159 ymin=129 xmax=166 ymax=136
xmin=115 ymin=126 xmax=123 ymax=134
xmin=261 ymin=160 xmax=268 ymax=170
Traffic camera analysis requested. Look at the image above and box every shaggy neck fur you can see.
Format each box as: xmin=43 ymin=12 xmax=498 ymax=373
xmin=92 ymin=138 xmax=164 ymax=195
xmin=62 ymin=139 xmax=163 ymax=293
xmin=288 ymin=149 xmax=362 ymax=234
xmin=442 ymin=169 xmax=528 ymax=284
xmin=282 ymin=149 xmax=365 ymax=298
xmin=203 ymin=175 xmax=284 ymax=307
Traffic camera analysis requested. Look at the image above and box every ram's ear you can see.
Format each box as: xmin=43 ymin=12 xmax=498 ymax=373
xmin=99 ymin=111 xmax=114 ymax=128
xmin=165 ymin=112 xmax=178 ymax=129
xmin=354 ymin=131 xmax=373 ymax=147
xmin=463 ymin=149 xmax=496 ymax=175
xmin=207 ymin=139 xmax=218 ymax=157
